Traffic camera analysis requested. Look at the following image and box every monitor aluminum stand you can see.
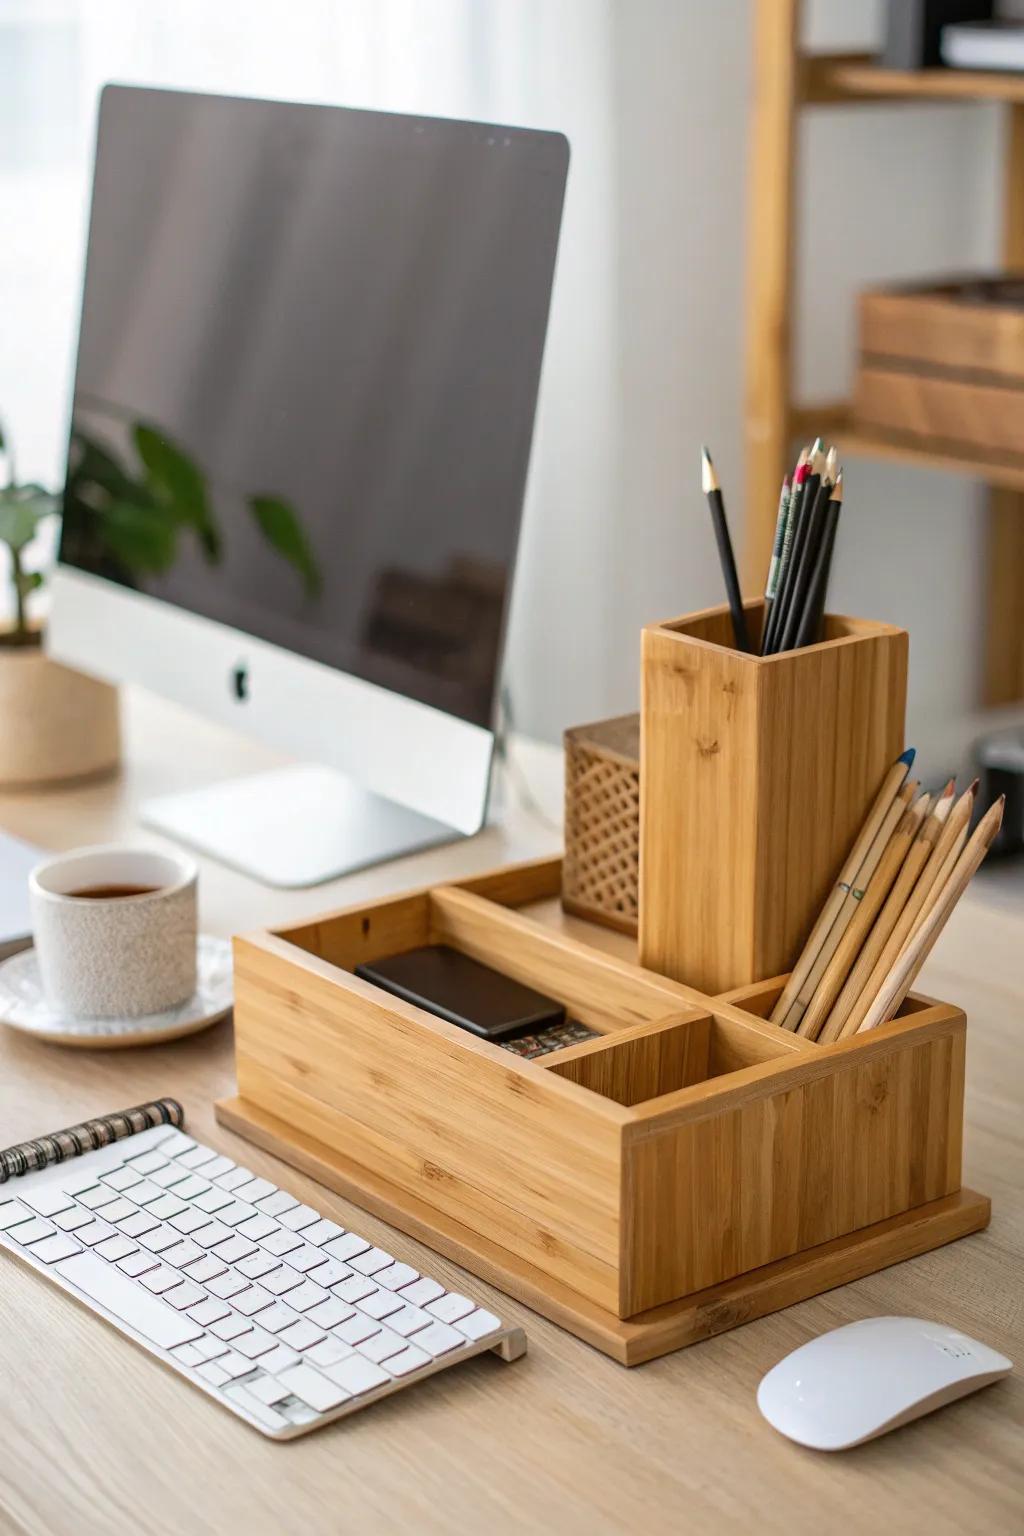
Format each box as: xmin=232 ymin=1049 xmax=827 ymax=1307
xmin=141 ymin=763 xmax=464 ymax=888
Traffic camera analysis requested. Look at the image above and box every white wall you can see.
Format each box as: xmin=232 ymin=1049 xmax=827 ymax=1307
xmin=0 ymin=0 xmax=1007 ymax=765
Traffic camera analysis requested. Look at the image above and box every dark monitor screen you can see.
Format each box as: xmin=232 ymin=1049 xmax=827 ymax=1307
xmin=60 ymin=86 xmax=568 ymax=728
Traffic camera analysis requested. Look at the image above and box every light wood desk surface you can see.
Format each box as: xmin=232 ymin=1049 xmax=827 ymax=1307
xmin=0 ymin=690 xmax=1021 ymax=1536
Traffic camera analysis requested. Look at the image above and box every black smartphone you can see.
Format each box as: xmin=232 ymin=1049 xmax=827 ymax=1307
xmin=355 ymin=945 xmax=565 ymax=1042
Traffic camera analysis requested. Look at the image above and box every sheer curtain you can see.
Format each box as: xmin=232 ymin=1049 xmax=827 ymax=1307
xmin=0 ymin=0 xmax=620 ymax=739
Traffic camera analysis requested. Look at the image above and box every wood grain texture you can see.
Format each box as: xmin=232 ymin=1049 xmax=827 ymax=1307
xmin=855 ymin=366 xmax=1024 ymax=461
xmin=562 ymin=713 xmax=640 ymax=937
xmin=859 ymin=283 xmax=1024 ymax=380
xmin=545 ymin=1013 xmax=713 ymax=1105
xmin=0 ymin=688 xmax=1019 ymax=1534
xmin=639 ymin=603 xmax=907 ymax=992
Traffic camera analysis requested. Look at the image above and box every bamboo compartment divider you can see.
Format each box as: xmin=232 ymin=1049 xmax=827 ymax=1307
xmin=639 ymin=600 xmax=908 ymax=995
xmin=217 ymin=854 xmax=988 ymax=1366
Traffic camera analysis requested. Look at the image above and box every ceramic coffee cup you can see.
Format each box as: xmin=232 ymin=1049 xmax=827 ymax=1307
xmin=29 ymin=845 xmax=198 ymax=1019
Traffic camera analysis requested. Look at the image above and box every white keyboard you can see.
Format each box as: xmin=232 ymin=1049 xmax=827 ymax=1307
xmin=0 ymin=1123 xmax=525 ymax=1438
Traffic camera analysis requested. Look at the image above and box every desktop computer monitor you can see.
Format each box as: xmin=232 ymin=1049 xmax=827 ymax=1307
xmin=49 ymin=85 xmax=568 ymax=886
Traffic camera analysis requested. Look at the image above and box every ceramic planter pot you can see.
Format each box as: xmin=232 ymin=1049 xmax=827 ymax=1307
xmin=0 ymin=636 xmax=120 ymax=789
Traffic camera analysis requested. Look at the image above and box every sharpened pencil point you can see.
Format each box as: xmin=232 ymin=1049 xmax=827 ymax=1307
xmin=968 ymin=777 xmax=980 ymax=795
xmin=700 ymin=446 xmax=718 ymax=494
xmin=939 ymin=777 xmax=956 ymax=799
xmin=898 ymin=747 xmax=916 ymax=767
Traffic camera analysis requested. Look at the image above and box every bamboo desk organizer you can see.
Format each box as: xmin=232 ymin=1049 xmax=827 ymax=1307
xmin=216 ymin=855 xmax=989 ymax=1366
xmin=640 ymin=600 xmax=908 ymax=994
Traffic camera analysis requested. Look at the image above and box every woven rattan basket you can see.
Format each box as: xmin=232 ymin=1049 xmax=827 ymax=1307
xmin=562 ymin=714 xmax=640 ymax=936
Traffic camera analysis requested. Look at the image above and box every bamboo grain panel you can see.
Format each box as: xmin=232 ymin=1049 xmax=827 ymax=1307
xmin=563 ymin=714 xmax=640 ymax=937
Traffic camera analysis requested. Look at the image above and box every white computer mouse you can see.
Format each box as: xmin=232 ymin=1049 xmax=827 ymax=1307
xmin=757 ymin=1316 xmax=1012 ymax=1451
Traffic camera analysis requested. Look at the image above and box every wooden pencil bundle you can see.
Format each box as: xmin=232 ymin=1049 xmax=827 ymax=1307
xmin=770 ymin=746 xmax=916 ymax=1028
xmin=795 ymin=789 xmax=929 ymax=1041
xmin=856 ymin=797 xmax=1005 ymax=1034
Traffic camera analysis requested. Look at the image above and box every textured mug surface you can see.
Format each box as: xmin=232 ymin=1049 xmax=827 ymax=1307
xmin=30 ymin=846 xmax=198 ymax=1018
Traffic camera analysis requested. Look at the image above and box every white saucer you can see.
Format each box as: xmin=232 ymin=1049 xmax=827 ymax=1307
xmin=0 ymin=934 xmax=233 ymax=1049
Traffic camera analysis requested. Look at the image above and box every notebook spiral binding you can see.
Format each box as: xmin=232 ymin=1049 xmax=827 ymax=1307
xmin=0 ymin=1098 xmax=184 ymax=1183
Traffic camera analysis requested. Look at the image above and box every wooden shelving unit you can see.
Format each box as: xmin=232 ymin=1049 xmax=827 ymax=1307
xmin=745 ymin=5 xmax=1024 ymax=705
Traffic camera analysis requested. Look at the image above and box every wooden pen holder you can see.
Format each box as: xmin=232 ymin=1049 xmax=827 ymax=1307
xmin=640 ymin=601 xmax=908 ymax=994
xmin=216 ymin=856 xmax=988 ymax=1366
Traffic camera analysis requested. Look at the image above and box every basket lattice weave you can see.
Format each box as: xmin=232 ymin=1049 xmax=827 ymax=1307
xmin=562 ymin=714 xmax=640 ymax=936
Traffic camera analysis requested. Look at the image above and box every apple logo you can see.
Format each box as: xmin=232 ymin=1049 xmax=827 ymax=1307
xmin=232 ymin=662 xmax=249 ymax=702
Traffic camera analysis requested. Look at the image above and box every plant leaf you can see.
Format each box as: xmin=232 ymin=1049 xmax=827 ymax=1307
xmin=0 ymin=499 xmax=45 ymax=552
xmin=96 ymin=499 xmax=179 ymax=573
xmin=133 ymin=423 xmax=221 ymax=560
xmin=248 ymin=495 xmax=321 ymax=597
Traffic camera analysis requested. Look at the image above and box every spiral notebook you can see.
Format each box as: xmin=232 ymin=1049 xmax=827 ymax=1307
xmin=0 ymin=1097 xmax=183 ymax=1183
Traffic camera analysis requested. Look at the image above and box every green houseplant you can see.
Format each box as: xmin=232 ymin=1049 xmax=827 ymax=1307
xmin=0 ymin=420 xmax=120 ymax=787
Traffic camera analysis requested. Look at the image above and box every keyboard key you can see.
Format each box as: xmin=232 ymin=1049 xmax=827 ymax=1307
xmin=301 ymin=1219 xmax=344 ymax=1247
xmin=77 ymin=1185 xmax=118 ymax=1211
xmin=101 ymin=1167 xmax=142 ymax=1191
xmin=210 ymin=1313 xmax=252 ymax=1342
xmin=169 ymin=1208 xmax=211 ymax=1236
xmin=455 ymin=1308 xmax=502 ymax=1341
xmin=218 ymin=1202 xmax=258 ymax=1228
xmin=304 ymin=1258 xmax=350 ymax=1289
xmin=256 ymin=1190 xmax=299 ymax=1218
xmin=231 ymin=1177 xmax=276 ymax=1204
xmin=96 ymin=1197 xmax=138 ymax=1224
xmin=376 ymin=1262 xmax=418 ymax=1291
xmin=115 ymin=1210 xmax=159 ymax=1239
xmin=234 ymin=1328 xmax=276 ymax=1360
xmin=387 ymin=1344 xmax=431 ymax=1377
xmin=139 ymin=1225 xmax=181 ymax=1254
xmin=261 ymin=1229 xmax=303 ymax=1258
xmin=213 ymin=1236 xmax=257 ymax=1265
xmin=427 ymin=1293 xmax=476 ymax=1325
xmin=224 ymin=1383 xmax=287 ymax=1432
xmin=207 ymin=1271 xmax=249 ymax=1300
xmin=174 ymin=1145 xmax=219 ymax=1170
xmin=278 ymin=1320 xmax=324 ymax=1351
xmin=386 ymin=1306 xmax=432 ymax=1338
xmin=76 ymin=1220 xmax=116 ymax=1248
xmin=262 ymin=1266 xmax=302 ymax=1297
xmin=189 ymin=1299 xmax=232 ymax=1328
xmin=147 ymin=1194 xmax=188 ymax=1221
xmin=307 ymin=1337 xmax=352 ymax=1368
xmin=125 ymin=1151 xmax=169 ymax=1175
xmin=334 ymin=1314 xmax=381 ymax=1347
xmin=277 ymin=1363 xmax=348 ymax=1413
xmin=236 ymin=1214 xmax=278 ymax=1243
xmin=259 ymin=1343 xmax=301 ymax=1374
xmin=356 ymin=1327 xmax=405 ymax=1364
xmin=197 ymin=1361 xmax=230 ymax=1387
xmin=94 ymin=1235 xmax=136 ymax=1263
xmin=193 ymin=1188 xmax=233 ymax=1214
xmin=171 ymin=1341 xmax=205 ymax=1368
xmin=306 ymin=1298 xmax=353 ymax=1330
xmin=198 ymin=1155 xmax=236 ymax=1179
xmin=0 ymin=1202 xmax=34 ymax=1230
xmin=236 ymin=1253 xmax=279 ymax=1280
xmin=399 ymin=1277 xmax=444 ymax=1308
xmin=234 ymin=1286 xmax=273 ymax=1317
xmin=164 ymin=1281 xmax=206 ymax=1310
xmin=348 ymin=1247 xmax=395 ymax=1277
xmin=12 ymin=1217 xmax=56 ymax=1245
xmin=173 ymin=1175 xmax=213 ymax=1200
xmin=130 ymin=1181 xmax=166 ymax=1206
xmin=194 ymin=1221 xmax=232 ymax=1249
xmin=286 ymin=1281 xmax=329 ymax=1313
xmin=162 ymin=1239 xmax=204 ymax=1269
xmin=413 ymin=1320 xmax=465 ymax=1357
xmin=149 ymin=1164 xmax=191 ymax=1190
xmin=21 ymin=1187 xmax=74 ymax=1218
xmin=192 ymin=1335 xmax=229 ymax=1361
xmin=333 ymin=1276 xmax=377 ymax=1305
xmin=324 ymin=1354 xmax=390 ymax=1396
xmin=289 ymin=1245 xmax=332 ymax=1275
xmin=323 ymin=1233 xmax=371 ymax=1263
xmin=140 ymin=1266 xmax=180 ymax=1295
xmin=278 ymin=1205 xmax=319 ymax=1233
xmin=358 ymin=1289 xmax=404 ymax=1321
xmin=183 ymin=1255 xmax=226 ymax=1284
xmin=55 ymin=1252 xmax=202 ymax=1351
xmin=257 ymin=1302 xmax=300 ymax=1335
xmin=214 ymin=1167 xmax=253 ymax=1192
xmin=248 ymin=1374 xmax=290 ymax=1406
xmin=29 ymin=1233 xmax=82 ymax=1264
xmin=118 ymin=1251 xmax=158 ymax=1277
xmin=54 ymin=1207 xmax=95 ymax=1233
xmin=217 ymin=1350 xmax=254 ymax=1381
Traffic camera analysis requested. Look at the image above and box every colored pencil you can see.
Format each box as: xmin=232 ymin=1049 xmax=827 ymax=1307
xmin=776 ymin=467 xmax=833 ymax=653
xmin=701 ymin=447 xmax=751 ymax=653
xmin=762 ymin=457 xmax=810 ymax=654
xmin=761 ymin=474 xmax=791 ymax=648
xmin=794 ymin=473 xmax=842 ymax=649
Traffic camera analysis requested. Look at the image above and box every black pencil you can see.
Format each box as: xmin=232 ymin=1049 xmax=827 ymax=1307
xmin=763 ymin=451 xmax=811 ymax=654
xmin=794 ymin=472 xmax=843 ymax=648
xmin=701 ymin=447 xmax=751 ymax=653
xmin=777 ymin=466 xmax=833 ymax=653
xmin=770 ymin=439 xmax=824 ymax=652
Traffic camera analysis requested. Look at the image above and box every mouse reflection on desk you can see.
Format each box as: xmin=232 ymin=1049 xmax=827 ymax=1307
xmin=757 ymin=1317 xmax=1012 ymax=1451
